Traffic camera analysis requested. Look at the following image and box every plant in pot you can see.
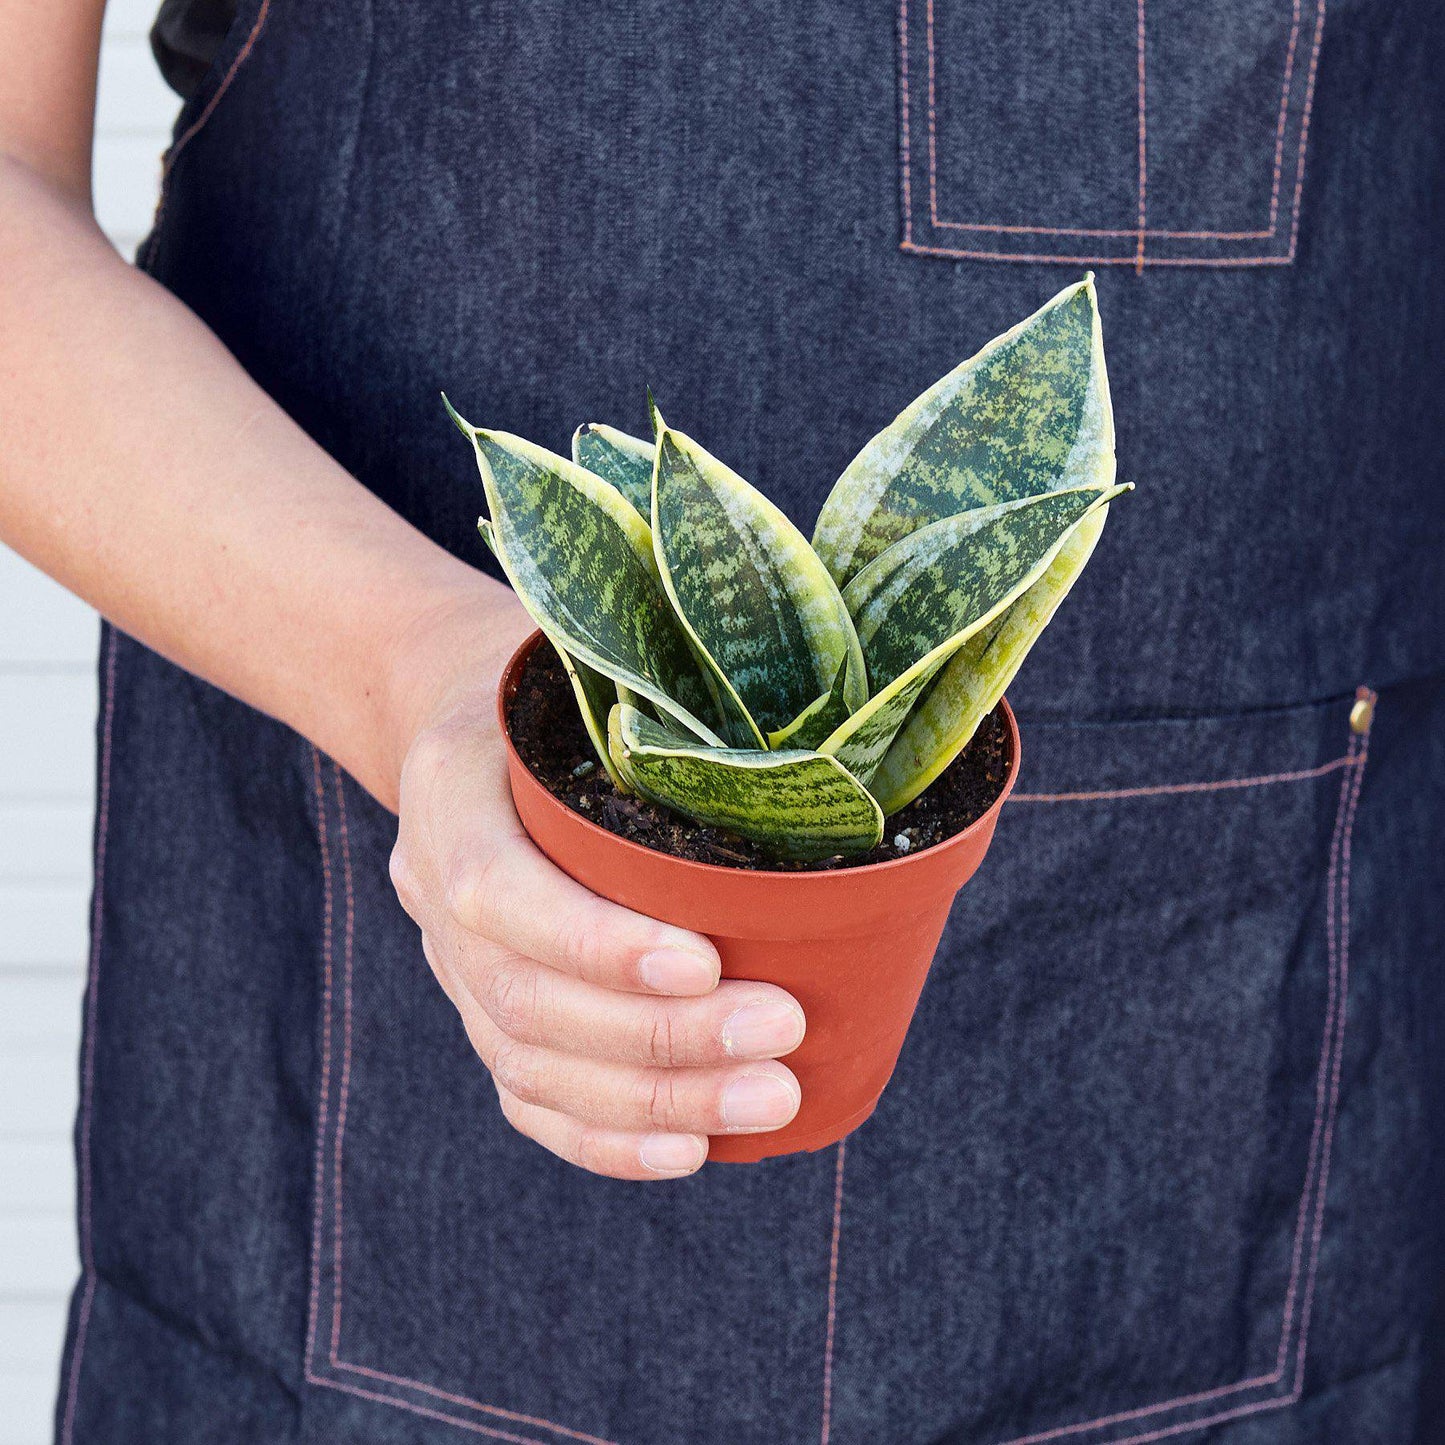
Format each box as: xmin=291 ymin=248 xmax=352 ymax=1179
xmin=445 ymin=276 xmax=1128 ymax=1162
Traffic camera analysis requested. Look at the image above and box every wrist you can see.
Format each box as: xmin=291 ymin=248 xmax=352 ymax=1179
xmin=371 ymin=575 xmax=534 ymax=810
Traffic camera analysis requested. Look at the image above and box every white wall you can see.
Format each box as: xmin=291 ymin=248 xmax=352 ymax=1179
xmin=0 ymin=3 xmax=180 ymax=1437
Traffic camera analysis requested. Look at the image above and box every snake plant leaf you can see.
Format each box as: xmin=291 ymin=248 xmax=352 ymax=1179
xmin=845 ymin=486 xmax=1124 ymax=683
xmin=608 ymin=704 xmax=884 ymax=863
xmin=532 ymin=642 xmax=630 ymax=791
xmin=572 ymin=424 xmax=654 ymax=519
xmin=447 ymin=400 xmax=723 ymax=745
xmin=652 ymin=427 xmax=867 ymax=746
xmin=480 ymin=515 xmax=629 ymax=786
xmin=869 ymin=505 xmax=1110 ymax=813
xmin=821 ymin=484 xmax=1128 ymax=784
xmin=812 ymin=275 xmax=1115 ymax=586
xmin=765 ymin=659 xmax=853 ymax=750
xmin=556 ymin=640 xmax=632 ymax=790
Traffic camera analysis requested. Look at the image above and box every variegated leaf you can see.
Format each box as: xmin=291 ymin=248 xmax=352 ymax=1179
xmin=765 ymin=659 xmax=852 ymax=750
xmin=869 ymin=505 xmax=1110 ymax=813
xmin=845 ymin=486 xmax=1124 ymax=683
xmin=447 ymin=399 xmax=723 ymax=744
xmin=822 ymin=485 xmax=1127 ymax=784
xmin=812 ymin=276 xmax=1115 ymax=585
xmin=608 ymin=704 xmax=883 ymax=863
xmin=572 ymin=424 xmax=654 ymax=519
xmin=480 ymin=517 xmax=628 ymax=786
xmin=652 ymin=427 xmax=867 ymax=746
xmin=557 ymin=641 xmax=632 ymax=790
xmin=819 ymin=663 xmax=945 ymax=790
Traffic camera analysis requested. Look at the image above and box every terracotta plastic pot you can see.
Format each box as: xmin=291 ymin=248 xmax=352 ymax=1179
xmin=498 ymin=633 xmax=1020 ymax=1163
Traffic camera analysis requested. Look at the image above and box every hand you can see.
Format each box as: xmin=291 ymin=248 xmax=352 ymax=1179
xmin=385 ymin=589 xmax=805 ymax=1179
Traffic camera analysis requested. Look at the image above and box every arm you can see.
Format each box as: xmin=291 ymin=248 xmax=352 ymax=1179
xmin=0 ymin=0 xmax=805 ymax=1177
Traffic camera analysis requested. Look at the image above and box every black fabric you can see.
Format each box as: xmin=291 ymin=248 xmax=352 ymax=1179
xmin=150 ymin=0 xmax=238 ymax=99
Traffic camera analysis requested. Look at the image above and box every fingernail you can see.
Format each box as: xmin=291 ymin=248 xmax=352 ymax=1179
xmin=723 ymin=1001 xmax=806 ymax=1059
xmin=639 ymin=1134 xmax=707 ymax=1174
xmin=722 ymin=1073 xmax=800 ymax=1131
xmin=638 ymin=948 xmax=717 ymax=995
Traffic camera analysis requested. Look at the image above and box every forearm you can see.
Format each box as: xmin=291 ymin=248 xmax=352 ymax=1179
xmin=0 ymin=156 xmax=524 ymax=809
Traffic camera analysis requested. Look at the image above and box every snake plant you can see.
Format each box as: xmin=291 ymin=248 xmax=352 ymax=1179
xmin=449 ymin=277 xmax=1128 ymax=862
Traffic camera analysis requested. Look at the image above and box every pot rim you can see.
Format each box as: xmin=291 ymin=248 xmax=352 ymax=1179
xmin=497 ymin=631 xmax=1021 ymax=882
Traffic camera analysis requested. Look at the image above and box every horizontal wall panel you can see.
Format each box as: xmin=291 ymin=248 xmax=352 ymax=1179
xmin=0 ymin=1216 xmax=77 ymax=1298
xmin=0 ymin=548 xmax=100 ymax=667
xmin=0 ymin=975 xmax=85 ymax=1050
xmin=96 ymin=35 xmax=181 ymax=138
xmin=103 ymin=0 xmax=166 ymax=41
xmin=92 ymin=135 xmax=165 ymax=245
xmin=0 ymin=883 xmax=91 ymax=968
xmin=0 ymin=1367 xmax=62 ymax=1445
xmin=0 ymin=1045 xmax=79 ymax=1141
xmin=0 ymin=803 xmax=94 ymax=881
xmin=0 ymin=1298 xmax=69 ymax=1375
xmin=0 ymin=675 xmax=99 ymax=800
xmin=0 ymin=1141 xmax=74 ymax=1214
xmin=0 ymin=1299 xmax=70 ymax=1445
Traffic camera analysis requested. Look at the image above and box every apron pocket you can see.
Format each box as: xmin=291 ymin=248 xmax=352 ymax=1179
xmin=898 ymin=0 xmax=1326 ymax=267
xmin=301 ymin=758 xmax=847 ymax=1444
xmin=301 ymin=686 xmax=1374 ymax=1444
xmin=823 ymin=689 xmax=1374 ymax=1442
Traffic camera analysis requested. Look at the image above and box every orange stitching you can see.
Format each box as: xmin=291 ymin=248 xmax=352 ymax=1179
xmin=308 ymin=769 xmax=842 ymax=1444
xmin=926 ymin=0 xmax=1295 ymax=248
xmin=311 ymin=770 xmax=624 ymax=1445
xmin=925 ymin=0 xmax=940 ymax=227
xmin=1267 ymin=0 xmax=1305 ymax=234
xmin=144 ymin=0 xmax=273 ymax=252
xmin=1285 ymin=0 xmax=1327 ymax=260
xmin=1135 ymin=0 xmax=1148 ymax=273
xmin=899 ymin=0 xmax=913 ymax=246
xmin=304 ymin=748 xmax=336 ymax=1381
xmin=1270 ymin=708 xmax=1369 ymax=1386
xmin=329 ymin=764 xmax=355 ymax=1362
xmin=819 ymin=1141 xmax=847 ymax=1445
xmin=331 ymin=1360 xmax=620 ymax=1445
xmin=920 ymin=222 xmax=1277 ymax=240
xmin=988 ymin=693 xmax=1369 ymax=1439
xmin=1053 ymin=723 xmax=1369 ymax=1442
xmin=987 ymin=696 xmax=1373 ymax=1444
xmin=1011 ymin=751 xmax=1357 ymax=803
xmin=993 ymin=741 xmax=1341 ymax=1436
xmin=904 ymin=0 xmax=1326 ymax=266
xmin=307 ymin=1371 xmax=553 ymax=1445
xmin=997 ymin=1368 xmax=1281 ymax=1445
xmin=1290 ymin=686 xmax=1370 ymax=1391
xmin=902 ymin=242 xmax=1299 ymax=265
xmin=928 ymin=0 xmax=1280 ymax=245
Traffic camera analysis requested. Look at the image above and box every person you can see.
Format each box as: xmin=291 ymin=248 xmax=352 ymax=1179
xmin=2 ymin=1 xmax=1440 ymax=1441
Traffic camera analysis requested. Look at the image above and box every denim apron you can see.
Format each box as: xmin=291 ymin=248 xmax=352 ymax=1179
xmin=57 ymin=2 xmax=1445 ymax=1441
